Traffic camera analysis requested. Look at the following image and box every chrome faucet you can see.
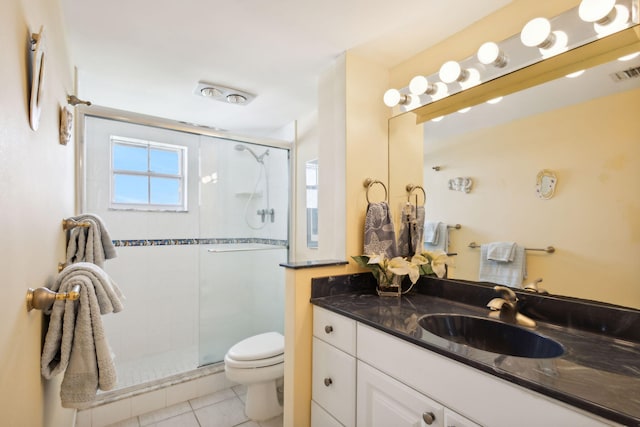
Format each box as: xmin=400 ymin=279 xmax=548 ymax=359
xmin=487 ymin=285 xmax=536 ymax=328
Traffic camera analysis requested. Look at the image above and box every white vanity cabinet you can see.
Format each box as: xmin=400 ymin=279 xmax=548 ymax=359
xmin=312 ymin=305 xmax=617 ymax=427
xmin=312 ymin=306 xmax=357 ymax=427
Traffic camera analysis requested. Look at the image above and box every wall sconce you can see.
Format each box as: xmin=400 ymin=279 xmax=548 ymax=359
xmin=477 ymin=42 xmax=508 ymax=68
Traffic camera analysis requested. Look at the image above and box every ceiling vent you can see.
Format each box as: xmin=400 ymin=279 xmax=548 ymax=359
xmin=609 ymin=66 xmax=640 ymax=82
xmin=194 ymin=81 xmax=256 ymax=105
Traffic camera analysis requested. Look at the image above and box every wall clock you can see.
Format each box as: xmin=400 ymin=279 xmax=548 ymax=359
xmin=29 ymin=26 xmax=45 ymax=131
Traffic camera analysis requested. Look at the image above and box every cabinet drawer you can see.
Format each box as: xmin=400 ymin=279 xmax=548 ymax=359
xmin=312 ymin=337 xmax=356 ymax=427
xmin=312 ymin=400 xmax=344 ymax=427
xmin=314 ymin=306 xmax=356 ymax=355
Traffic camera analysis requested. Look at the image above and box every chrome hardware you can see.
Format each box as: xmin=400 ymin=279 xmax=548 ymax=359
xmin=324 ymin=377 xmax=332 ymax=387
xmin=422 ymin=411 xmax=435 ymax=425
xmin=324 ymin=325 xmax=333 ymax=334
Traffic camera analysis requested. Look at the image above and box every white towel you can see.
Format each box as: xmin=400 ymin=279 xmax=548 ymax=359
xmin=41 ymin=263 xmax=125 ymax=409
xmin=423 ymin=221 xmax=441 ymax=245
xmin=364 ymin=202 xmax=398 ymax=258
xmin=66 ymin=214 xmax=117 ymax=268
xmin=486 ymin=241 xmax=516 ymax=262
xmin=479 ymin=244 xmax=527 ymax=287
xmin=424 ymin=222 xmax=449 ymax=252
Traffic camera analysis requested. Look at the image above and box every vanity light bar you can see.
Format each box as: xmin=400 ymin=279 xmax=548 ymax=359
xmin=384 ymin=0 xmax=639 ymax=113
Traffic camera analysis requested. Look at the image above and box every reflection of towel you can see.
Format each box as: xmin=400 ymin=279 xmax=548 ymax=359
xmin=41 ymin=263 xmax=125 ymax=409
xmin=424 ymin=222 xmax=448 ymax=252
xmin=364 ymin=202 xmax=398 ymax=258
xmin=397 ymin=204 xmax=425 ymax=257
xmin=487 ymin=242 xmax=516 ymax=262
xmin=423 ymin=221 xmax=441 ymax=245
xmin=66 ymin=214 xmax=117 ymax=268
xmin=479 ymin=244 xmax=527 ymax=287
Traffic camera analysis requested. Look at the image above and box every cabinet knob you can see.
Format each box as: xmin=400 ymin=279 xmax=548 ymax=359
xmin=324 ymin=377 xmax=333 ymax=387
xmin=324 ymin=325 xmax=333 ymax=334
xmin=422 ymin=412 xmax=436 ymax=425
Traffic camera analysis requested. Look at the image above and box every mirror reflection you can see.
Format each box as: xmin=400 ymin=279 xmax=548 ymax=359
xmin=390 ymin=54 xmax=640 ymax=308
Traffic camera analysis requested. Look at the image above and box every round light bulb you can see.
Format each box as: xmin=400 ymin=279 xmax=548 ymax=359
xmin=226 ymin=94 xmax=247 ymax=104
xmin=383 ymin=89 xmax=411 ymax=107
xmin=540 ymin=30 xmax=568 ymax=58
xmin=439 ymin=61 xmax=467 ymax=84
xmin=200 ymin=87 xmax=223 ymax=97
xmin=409 ymin=76 xmax=433 ymax=95
xmin=579 ymin=0 xmax=616 ymax=23
xmin=521 ymin=17 xmax=554 ymax=48
xmin=477 ymin=42 xmax=508 ymax=67
xmin=594 ymin=5 xmax=630 ymax=37
xmin=431 ymin=82 xmax=448 ymax=100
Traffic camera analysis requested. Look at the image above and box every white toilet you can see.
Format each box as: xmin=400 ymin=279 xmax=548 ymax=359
xmin=224 ymin=331 xmax=284 ymax=421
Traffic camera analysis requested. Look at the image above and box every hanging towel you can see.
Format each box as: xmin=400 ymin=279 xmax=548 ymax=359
xmin=479 ymin=243 xmax=527 ymax=287
xmin=66 ymin=214 xmax=117 ymax=268
xmin=423 ymin=221 xmax=441 ymax=245
xmin=41 ymin=263 xmax=125 ymax=409
xmin=424 ymin=222 xmax=449 ymax=252
xmin=397 ymin=203 xmax=425 ymax=257
xmin=364 ymin=202 xmax=398 ymax=259
xmin=486 ymin=241 xmax=517 ymax=262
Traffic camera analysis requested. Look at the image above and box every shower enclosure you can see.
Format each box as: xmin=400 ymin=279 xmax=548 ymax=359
xmin=80 ymin=110 xmax=289 ymax=393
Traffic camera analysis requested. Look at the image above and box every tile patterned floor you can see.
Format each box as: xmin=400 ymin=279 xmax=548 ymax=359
xmin=105 ymin=385 xmax=283 ymax=427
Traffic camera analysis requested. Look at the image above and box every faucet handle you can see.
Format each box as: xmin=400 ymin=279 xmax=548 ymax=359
xmin=493 ymin=285 xmax=517 ymax=302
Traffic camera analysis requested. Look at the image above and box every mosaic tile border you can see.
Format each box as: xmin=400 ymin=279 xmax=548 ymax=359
xmin=112 ymin=237 xmax=288 ymax=247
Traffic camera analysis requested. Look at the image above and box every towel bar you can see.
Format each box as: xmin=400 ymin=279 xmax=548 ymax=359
xmin=448 ymin=224 xmax=462 ymax=230
xmin=62 ymin=218 xmax=91 ymax=230
xmin=468 ymin=241 xmax=555 ymax=254
xmin=26 ymin=284 xmax=81 ymax=312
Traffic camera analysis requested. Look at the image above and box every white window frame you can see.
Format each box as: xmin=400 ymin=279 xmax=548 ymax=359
xmin=109 ymin=135 xmax=188 ymax=211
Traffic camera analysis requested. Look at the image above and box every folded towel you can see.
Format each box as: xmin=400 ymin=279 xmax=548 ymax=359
xmin=397 ymin=204 xmax=425 ymax=257
xmin=479 ymin=244 xmax=527 ymax=287
xmin=423 ymin=221 xmax=441 ymax=245
xmin=41 ymin=263 xmax=125 ymax=409
xmin=66 ymin=214 xmax=117 ymax=268
xmin=424 ymin=222 xmax=449 ymax=252
xmin=486 ymin=241 xmax=517 ymax=262
xmin=364 ymin=202 xmax=398 ymax=258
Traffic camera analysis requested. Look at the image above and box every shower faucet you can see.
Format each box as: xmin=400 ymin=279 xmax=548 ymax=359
xmin=257 ymin=209 xmax=275 ymax=223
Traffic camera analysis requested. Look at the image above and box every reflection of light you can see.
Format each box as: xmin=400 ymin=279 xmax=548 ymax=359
xmin=431 ymin=82 xmax=449 ymax=101
xmin=579 ymin=0 xmax=616 ymax=23
xmin=594 ymin=5 xmax=630 ymax=37
xmin=540 ymin=31 xmax=568 ymax=58
xmin=486 ymin=97 xmax=503 ymax=104
xmin=460 ymin=68 xmax=481 ymax=90
xmin=431 ymin=116 xmax=444 ymax=122
xmin=201 ymin=172 xmax=218 ymax=184
xmin=618 ymin=52 xmax=640 ymax=61
xmin=458 ymin=107 xmax=471 ymax=114
xmin=566 ymin=70 xmax=585 ymax=78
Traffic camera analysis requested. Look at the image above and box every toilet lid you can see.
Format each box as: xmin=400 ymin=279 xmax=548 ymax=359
xmin=227 ymin=332 xmax=284 ymax=361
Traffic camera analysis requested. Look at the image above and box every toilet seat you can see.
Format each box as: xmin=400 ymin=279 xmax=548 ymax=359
xmin=225 ymin=332 xmax=284 ymax=369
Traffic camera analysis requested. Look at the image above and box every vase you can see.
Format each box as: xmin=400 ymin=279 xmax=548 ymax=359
xmin=376 ymin=273 xmax=402 ymax=297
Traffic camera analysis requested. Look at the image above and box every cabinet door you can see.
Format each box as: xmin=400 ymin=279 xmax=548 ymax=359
xmin=312 ymin=400 xmax=344 ymax=427
xmin=444 ymin=408 xmax=481 ymax=427
xmin=357 ymin=361 xmax=444 ymax=427
xmin=313 ymin=337 xmax=356 ymax=427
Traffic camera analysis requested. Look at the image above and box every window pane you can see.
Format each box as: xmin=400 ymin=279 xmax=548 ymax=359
xmin=113 ymin=143 xmax=148 ymax=172
xmin=150 ymin=148 xmax=179 ymax=174
xmin=150 ymin=177 xmax=180 ymax=205
xmin=114 ymin=174 xmax=148 ymax=203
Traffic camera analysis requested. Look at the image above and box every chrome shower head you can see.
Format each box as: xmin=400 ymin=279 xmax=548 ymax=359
xmin=235 ymin=144 xmax=269 ymax=164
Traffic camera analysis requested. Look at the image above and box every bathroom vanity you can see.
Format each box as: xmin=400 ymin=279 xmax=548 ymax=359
xmin=310 ymin=276 xmax=640 ymax=427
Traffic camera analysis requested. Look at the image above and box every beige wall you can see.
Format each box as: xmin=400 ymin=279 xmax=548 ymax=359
xmin=0 ymin=0 xmax=75 ymax=425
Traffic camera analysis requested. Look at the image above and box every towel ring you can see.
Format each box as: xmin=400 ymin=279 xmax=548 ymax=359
xmin=405 ymin=184 xmax=426 ymax=205
xmin=363 ymin=178 xmax=388 ymax=203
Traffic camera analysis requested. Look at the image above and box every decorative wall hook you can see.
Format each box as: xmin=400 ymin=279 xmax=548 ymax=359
xmin=67 ymin=95 xmax=92 ymax=107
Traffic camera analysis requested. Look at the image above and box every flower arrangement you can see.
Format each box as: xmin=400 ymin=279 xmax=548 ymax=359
xmin=352 ymin=250 xmax=451 ymax=293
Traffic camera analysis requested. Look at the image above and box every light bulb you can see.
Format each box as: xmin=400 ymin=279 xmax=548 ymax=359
xmin=383 ymin=89 xmax=411 ymax=107
xmin=521 ymin=17 xmax=555 ymax=49
xmin=477 ymin=42 xmax=508 ymax=67
xmin=594 ymin=5 xmax=630 ymax=37
xmin=439 ymin=61 xmax=468 ymax=84
xmin=579 ymin=0 xmax=616 ymax=23
xmin=409 ymin=76 xmax=438 ymax=96
xmin=539 ymin=30 xmax=568 ymax=58
xmin=460 ymin=68 xmax=481 ymax=90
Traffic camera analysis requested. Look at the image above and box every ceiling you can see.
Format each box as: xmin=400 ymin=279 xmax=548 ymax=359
xmin=59 ymin=0 xmax=512 ymax=138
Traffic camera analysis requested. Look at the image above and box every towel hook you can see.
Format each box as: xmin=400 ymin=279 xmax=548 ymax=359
xmin=363 ymin=178 xmax=388 ymax=203
xmin=62 ymin=218 xmax=91 ymax=230
xmin=26 ymin=284 xmax=80 ymax=312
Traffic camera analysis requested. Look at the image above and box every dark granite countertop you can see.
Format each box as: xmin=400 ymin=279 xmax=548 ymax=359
xmin=310 ymin=274 xmax=640 ymax=426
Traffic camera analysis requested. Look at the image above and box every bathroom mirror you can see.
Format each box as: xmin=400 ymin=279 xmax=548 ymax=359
xmin=388 ymin=36 xmax=640 ymax=308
